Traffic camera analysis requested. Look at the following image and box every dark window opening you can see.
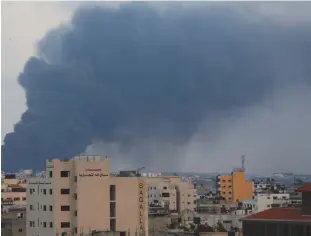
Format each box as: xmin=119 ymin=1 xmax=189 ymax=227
xmin=162 ymin=193 xmax=170 ymax=198
xmin=49 ymin=171 xmax=53 ymax=178
xmin=49 ymin=189 xmax=53 ymax=195
xmin=61 ymin=222 xmax=70 ymax=228
xmin=110 ymin=185 xmax=116 ymax=201
xmin=110 ymin=219 xmax=116 ymax=231
xmin=60 ymin=189 xmax=70 ymax=195
xmin=110 ymin=202 xmax=116 ymax=217
xmin=50 ymin=222 xmax=53 ymax=228
xmin=60 ymin=171 xmax=70 ymax=178
xmin=61 ymin=205 xmax=70 ymax=211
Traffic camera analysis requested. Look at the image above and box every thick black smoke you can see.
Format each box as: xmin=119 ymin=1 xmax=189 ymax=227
xmin=2 ymin=3 xmax=311 ymax=171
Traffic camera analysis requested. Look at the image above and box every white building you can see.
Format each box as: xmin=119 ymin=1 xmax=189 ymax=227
xmin=253 ymin=193 xmax=290 ymax=213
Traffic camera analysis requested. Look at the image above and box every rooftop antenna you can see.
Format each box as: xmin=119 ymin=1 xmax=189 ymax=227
xmin=241 ymin=155 xmax=245 ymax=172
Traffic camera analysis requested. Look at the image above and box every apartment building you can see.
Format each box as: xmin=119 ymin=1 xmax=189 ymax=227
xmin=26 ymin=156 xmax=148 ymax=236
xmin=146 ymin=176 xmax=196 ymax=213
xmin=1 ymin=173 xmax=28 ymax=210
xmin=217 ymin=169 xmax=253 ymax=202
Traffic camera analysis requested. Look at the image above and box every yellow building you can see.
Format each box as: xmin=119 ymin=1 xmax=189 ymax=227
xmin=217 ymin=169 xmax=253 ymax=202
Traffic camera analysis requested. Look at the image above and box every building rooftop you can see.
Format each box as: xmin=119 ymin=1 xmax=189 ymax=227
xmin=296 ymin=184 xmax=311 ymax=192
xmin=242 ymin=208 xmax=311 ymax=222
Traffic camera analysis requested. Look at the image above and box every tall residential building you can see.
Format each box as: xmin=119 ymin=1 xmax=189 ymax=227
xmin=26 ymin=156 xmax=148 ymax=236
xmin=217 ymin=169 xmax=254 ymax=202
xmin=146 ymin=176 xmax=197 ymax=213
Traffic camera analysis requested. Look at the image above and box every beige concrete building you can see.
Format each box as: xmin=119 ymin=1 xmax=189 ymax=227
xmin=26 ymin=156 xmax=148 ymax=236
xmin=2 ymin=174 xmax=28 ymax=210
xmin=146 ymin=176 xmax=196 ymax=213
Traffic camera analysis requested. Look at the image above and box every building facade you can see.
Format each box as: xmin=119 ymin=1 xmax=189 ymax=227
xmin=146 ymin=176 xmax=196 ymax=214
xmin=242 ymin=184 xmax=311 ymax=236
xmin=1 ymin=173 xmax=28 ymax=210
xmin=1 ymin=207 xmax=26 ymax=236
xmin=217 ymin=170 xmax=253 ymax=202
xmin=26 ymin=156 xmax=148 ymax=236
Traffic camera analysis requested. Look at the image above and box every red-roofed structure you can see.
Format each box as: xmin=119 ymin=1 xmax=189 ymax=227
xmin=242 ymin=184 xmax=311 ymax=236
xmin=296 ymin=184 xmax=311 ymax=192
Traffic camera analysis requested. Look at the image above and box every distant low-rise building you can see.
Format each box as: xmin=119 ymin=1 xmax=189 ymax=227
xmin=146 ymin=176 xmax=196 ymax=214
xmin=242 ymin=184 xmax=311 ymax=236
xmin=1 ymin=207 xmax=26 ymax=236
xmin=1 ymin=174 xmax=28 ymax=210
xmin=26 ymin=156 xmax=148 ymax=236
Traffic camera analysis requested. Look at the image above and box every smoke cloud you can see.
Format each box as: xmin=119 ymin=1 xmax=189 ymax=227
xmin=2 ymin=3 xmax=311 ymax=172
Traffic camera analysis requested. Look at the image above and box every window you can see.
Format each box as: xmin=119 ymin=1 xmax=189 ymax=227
xmin=22 ymin=197 xmax=26 ymax=201
xmin=49 ymin=189 xmax=53 ymax=195
xmin=110 ymin=202 xmax=116 ymax=217
xmin=74 ymin=227 xmax=77 ymax=233
xmin=61 ymin=222 xmax=70 ymax=228
xmin=43 ymin=205 xmax=47 ymax=211
xmin=18 ymin=228 xmax=23 ymax=232
xmin=49 ymin=171 xmax=53 ymax=178
xmin=74 ymin=210 xmax=77 ymax=216
xmin=162 ymin=193 xmax=170 ymax=198
xmin=187 ymin=202 xmax=191 ymax=204
xmin=74 ymin=176 xmax=77 ymax=182
xmin=60 ymin=171 xmax=70 ymax=178
xmin=74 ymin=193 xmax=77 ymax=200
xmin=60 ymin=189 xmax=70 ymax=195
xmin=49 ymin=205 xmax=53 ymax=211
xmin=43 ymin=222 xmax=47 ymax=228
xmin=13 ymin=197 xmax=20 ymax=201
xmin=110 ymin=185 xmax=116 ymax=201
xmin=30 ymin=205 xmax=33 ymax=210
xmin=43 ymin=189 xmax=47 ymax=195
xmin=163 ymin=186 xmax=167 ymax=190
xmin=110 ymin=219 xmax=116 ymax=231
xmin=61 ymin=205 xmax=70 ymax=211
xmin=50 ymin=222 xmax=53 ymax=228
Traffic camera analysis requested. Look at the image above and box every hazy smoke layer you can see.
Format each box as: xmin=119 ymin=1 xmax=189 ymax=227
xmin=2 ymin=3 xmax=311 ymax=171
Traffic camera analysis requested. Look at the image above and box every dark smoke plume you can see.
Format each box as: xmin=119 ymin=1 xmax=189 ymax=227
xmin=2 ymin=3 xmax=311 ymax=171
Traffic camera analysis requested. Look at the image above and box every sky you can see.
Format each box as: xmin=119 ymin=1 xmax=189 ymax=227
xmin=2 ymin=2 xmax=311 ymax=174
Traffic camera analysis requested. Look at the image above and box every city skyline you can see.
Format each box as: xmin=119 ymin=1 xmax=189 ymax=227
xmin=2 ymin=2 xmax=311 ymax=173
